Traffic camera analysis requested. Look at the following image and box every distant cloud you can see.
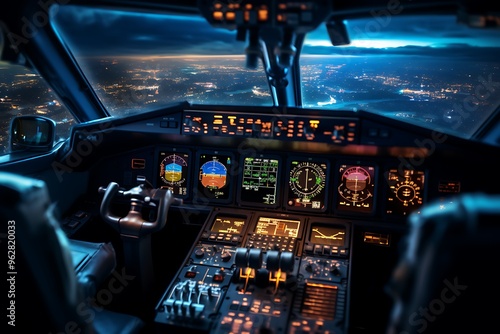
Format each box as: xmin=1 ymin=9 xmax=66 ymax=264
xmin=301 ymin=43 xmax=500 ymax=61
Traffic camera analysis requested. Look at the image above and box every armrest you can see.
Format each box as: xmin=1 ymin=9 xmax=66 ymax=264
xmin=69 ymin=239 xmax=117 ymax=298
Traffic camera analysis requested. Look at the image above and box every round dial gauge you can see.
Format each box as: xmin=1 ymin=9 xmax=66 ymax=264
xmin=386 ymin=169 xmax=425 ymax=215
xmin=338 ymin=166 xmax=374 ymax=203
xmin=200 ymin=160 xmax=227 ymax=189
xmin=395 ymin=182 xmax=419 ymax=204
xmin=289 ymin=161 xmax=326 ymax=198
xmin=160 ymin=154 xmax=187 ymax=186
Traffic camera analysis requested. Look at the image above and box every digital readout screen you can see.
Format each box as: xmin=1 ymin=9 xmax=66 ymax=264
xmin=254 ymin=217 xmax=300 ymax=238
xmin=240 ymin=156 xmax=279 ymax=206
xmin=309 ymin=224 xmax=345 ymax=247
xmin=211 ymin=216 xmax=246 ymax=235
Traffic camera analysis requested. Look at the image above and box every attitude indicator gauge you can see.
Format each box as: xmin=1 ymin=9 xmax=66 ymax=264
xmin=386 ymin=168 xmax=425 ymax=216
xmin=286 ymin=159 xmax=328 ymax=211
xmin=200 ymin=160 xmax=227 ymax=189
xmin=196 ymin=152 xmax=233 ymax=201
xmin=337 ymin=164 xmax=376 ymax=213
xmin=159 ymin=151 xmax=190 ymax=197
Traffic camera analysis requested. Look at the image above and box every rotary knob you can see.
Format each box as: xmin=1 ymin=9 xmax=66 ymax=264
xmin=221 ymin=251 xmax=232 ymax=262
xmin=194 ymin=248 xmax=204 ymax=258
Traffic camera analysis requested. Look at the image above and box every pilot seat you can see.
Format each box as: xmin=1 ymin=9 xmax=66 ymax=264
xmin=0 ymin=171 xmax=144 ymax=333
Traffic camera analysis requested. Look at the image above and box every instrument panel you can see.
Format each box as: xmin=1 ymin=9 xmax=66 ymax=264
xmin=155 ymin=207 xmax=350 ymax=333
xmin=155 ymin=147 xmax=429 ymax=220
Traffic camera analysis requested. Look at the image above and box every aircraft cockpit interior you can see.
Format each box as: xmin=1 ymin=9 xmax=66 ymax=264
xmin=1 ymin=1 xmax=500 ymax=333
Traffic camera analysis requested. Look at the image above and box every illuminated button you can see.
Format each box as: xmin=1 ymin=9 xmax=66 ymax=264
xmin=213 ymin=270 xmax=225 ymax=282
xmin=314 ymin=245 xmax=322 ymax=254
xmin=213 ymin=11 xmax=223 ymax=20
xmin=323 ymin=246 xmax=331 ymax=255
xmin=185 ymin=270 xmax=196 ymax=278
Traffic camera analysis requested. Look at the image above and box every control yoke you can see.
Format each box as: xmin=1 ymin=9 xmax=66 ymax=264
xmin=98 ymin=177 xmax=182 ymax=299
xmin=99 ymin=177 xmax=180 ymax=237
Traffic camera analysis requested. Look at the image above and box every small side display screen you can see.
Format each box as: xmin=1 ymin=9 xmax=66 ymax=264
xmin=197 ymin=153 xmax=233 ymax=201
xmin=309 ymin=224 xmax=345 ymax=247
xmin=211 ymin=216 xmax=246 ymax=235
xmin=286 ymin=159 xmax=328 ymax=211
xmin=158 ymin=151 xmax=190 ymax=197
xmin=240 ymin=156 xmax=279 ymax=206
xmin=254 ymin=217 xmax=300 ymax=238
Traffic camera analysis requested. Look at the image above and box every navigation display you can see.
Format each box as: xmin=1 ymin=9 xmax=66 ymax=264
xmin=254 ymin=216 xmax=300 ymax=238
xmin=309 ymin=223 xmax=345 ymax=247
xmin=336 ymin=164 xmax=376 ymax=214
xmin=196 ymin=152 xmax=233 ymax=202
xmin=286 ymin=158 xmax=328 ymax=211
xmin=211 ymin=215 xmax=246 ymax=234
xmin=386 ymin=168 xmax=425 ymax=216
xmin=240 ymin=155 xmax=280 ymax=207
xmin=158 ymin=151 xmax=190 ymax=198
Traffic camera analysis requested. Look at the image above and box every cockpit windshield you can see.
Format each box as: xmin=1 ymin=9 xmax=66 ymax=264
xmin=51 ymin=5 xmax=500 ymax=139
xmin=52 ymin=6 xmax=272 ymax=116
